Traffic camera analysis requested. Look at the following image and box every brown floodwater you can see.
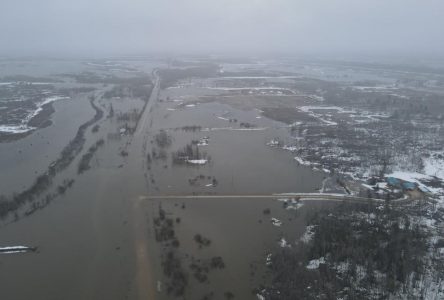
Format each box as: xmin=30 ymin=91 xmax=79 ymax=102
xmin=147 ymin=197 xmax=332 ymax=300
xmin=0 ymin=94 xmax=94 ymax=194
xmin=146 ymin=90 xmax=324 ymax=196
xmin=0 ymin=61 xmax=326 ymax=300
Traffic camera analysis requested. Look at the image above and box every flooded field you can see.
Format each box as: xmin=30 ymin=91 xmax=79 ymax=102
xmin=146 ymin=101 xmax=323 ymax=196
xmin=1 ymin=56 xmax=444 ymax=299
xmin=135 ymin=80 xmax=326 ymax=299
xmin=0 ymin=58 xmax=325 ymax=299
xmin=0 ymin=95 xmax=94 ymax=193
xmin=147 ymin=197 xmax=332 ymax=300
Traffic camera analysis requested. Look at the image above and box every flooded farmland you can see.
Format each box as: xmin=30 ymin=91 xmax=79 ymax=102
xmin=0 ymin=58 xmax=326 ymax=300
xmin=1 ymin=56 xmax=444 ymax=299
xmin=3 ymin=1 xmax=444 ymax=298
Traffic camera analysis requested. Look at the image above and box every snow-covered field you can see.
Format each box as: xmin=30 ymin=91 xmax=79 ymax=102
xmin=0 ymin=95 xmax=68 ymax=134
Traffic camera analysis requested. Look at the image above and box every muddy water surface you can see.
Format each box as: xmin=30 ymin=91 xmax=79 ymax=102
xmin=0 ymin=64 xmax=326 ymax=300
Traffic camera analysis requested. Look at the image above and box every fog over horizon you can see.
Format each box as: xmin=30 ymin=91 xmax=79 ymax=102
xmin=1 ymin=0 xmax=444 ymax=60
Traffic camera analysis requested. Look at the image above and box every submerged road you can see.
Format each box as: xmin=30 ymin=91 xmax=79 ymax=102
xmin=128 ymin=69 xmax=161 ymax=299
xmin=135 ymin=69 xmax=160 ymax=137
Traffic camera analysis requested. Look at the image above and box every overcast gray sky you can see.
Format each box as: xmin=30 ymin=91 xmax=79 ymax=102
xmin=1 ymin=0 xmax=443 ymax=57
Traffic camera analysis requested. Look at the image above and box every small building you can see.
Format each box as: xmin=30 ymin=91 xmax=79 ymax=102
xmin=418 ymin=185 xmax=432 ymax=194
xmin=386 ymin=177 xmax=401 ymax=188
xmin=402 ymin=181 xmax=417 ymax=191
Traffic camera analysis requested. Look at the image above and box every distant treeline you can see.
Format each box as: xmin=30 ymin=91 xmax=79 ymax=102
xmin=0 ymin=75 xmax=61 ymax=83
xmin=157 ymin=64 xmax=220 ymax=89
xmin=62 ymin=72 xmax=151 ymax=85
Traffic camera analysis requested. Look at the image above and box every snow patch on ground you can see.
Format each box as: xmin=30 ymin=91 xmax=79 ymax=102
xmin=266 ymin=139 xmax=280 ymax=147
xmin=306 ymin=257 xmax=325 ymax=269
xmin=271 ymin=218 xmax=282 ymax=227
xmin=387 ymin=170 xmax=433 ymax=182
xmin=279 ymin=238 xmax=290 ymax=248
xmin=266 ymin=253 xmax=272 ymax=266
xmin=186 ymin=159 xmax=207 ymax=165
xmin=202 ymin=127 xmax=268 ymax=132
xmin=197 ymin=136 xmax=209 ymax=146
xmin=277 ymin=198 xmax=304 ymax=210
xmin=423 ymin=154 xmax=444 ymax=180
xmin=294 ymin=156 xmax=314 ymax=167
xmin=0 ymin=125 xmax=33 ymax=133
xmin=0 ymin=95 xmax=68 ymax=133
xmin=300 ymin=225 xmax=316 ymax=243
xmin=282 ymin=145 xmax=297 ymax=152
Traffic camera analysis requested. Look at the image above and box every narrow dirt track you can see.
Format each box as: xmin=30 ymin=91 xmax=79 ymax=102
xmin=140 ymin=193 xmax=410 ymax=204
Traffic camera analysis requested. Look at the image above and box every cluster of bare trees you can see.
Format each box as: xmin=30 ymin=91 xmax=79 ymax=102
xmin=262 ymin=202 xmax=431 ymax=299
